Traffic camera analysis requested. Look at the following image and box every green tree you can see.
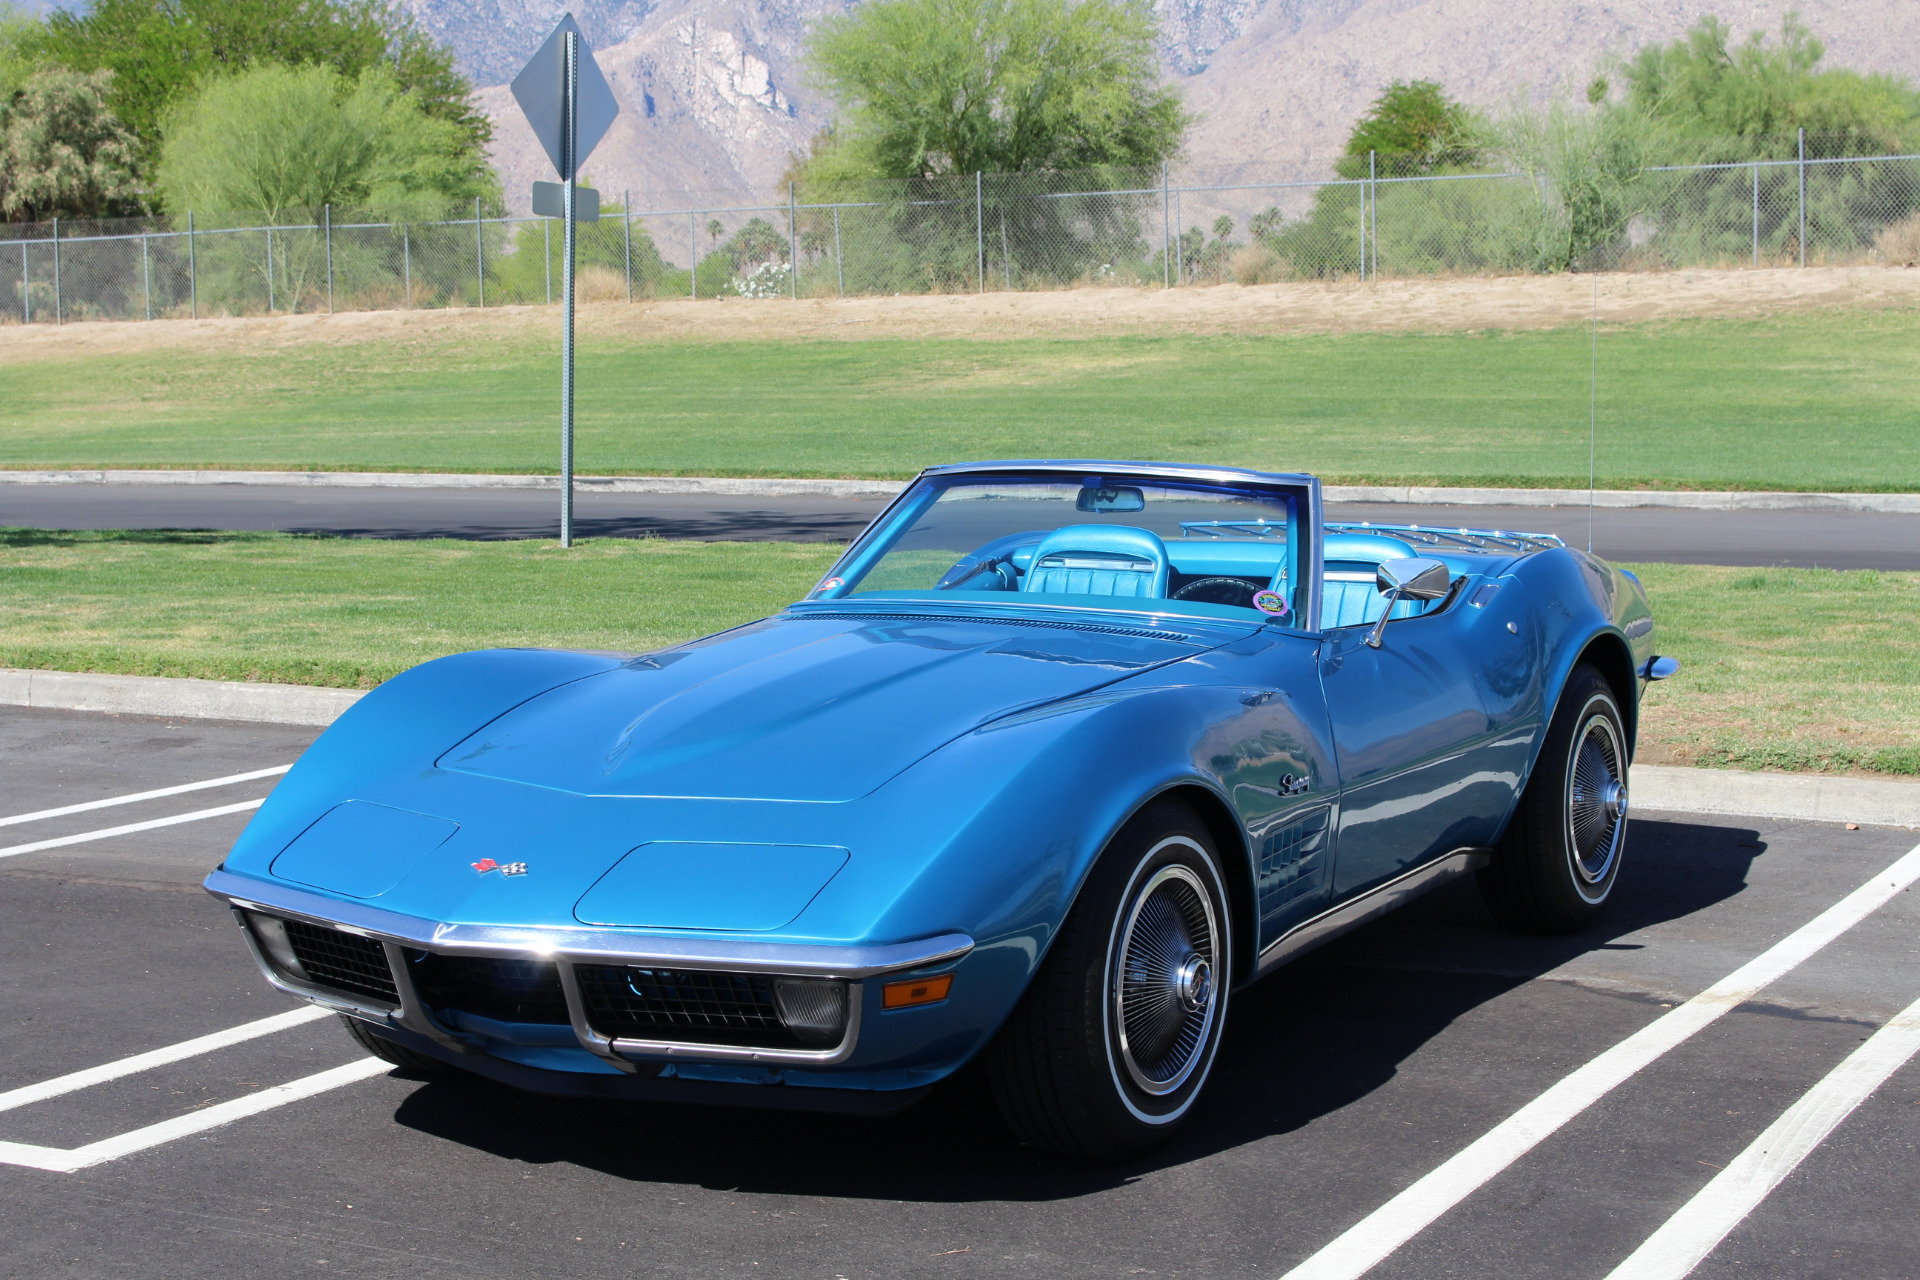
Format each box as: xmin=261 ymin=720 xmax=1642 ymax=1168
xmin=796 ymin=0 xmax=1183 ymax=294
xmin=1336 ymin=79 xmax=1484 ymax=178
xmin=801 ymin=0 xmax=1186 ymax=182
xmin=153 ymin=61 xmax=486 ymax=220
xmin=1619 ymin=15 xmax=1920 ymax=157
xmin=1490 ymin=96 xmax=1679 ymax=270
xmin=1609 ymin=16 xmax=1920 ymax=264
xmin=0 ymin=3 xmax=43 ymax=106
xmin=34 ymin=0 xmax=489 ymax=183
xmin=1251 ymin=78 xmax=1488 ymax=279
xmin=0 ymin=66 xmax=141 ymax=221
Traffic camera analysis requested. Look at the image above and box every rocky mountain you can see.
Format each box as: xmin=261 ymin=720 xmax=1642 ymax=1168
xmin=411 ymin=0 xmax=1920 ymax=212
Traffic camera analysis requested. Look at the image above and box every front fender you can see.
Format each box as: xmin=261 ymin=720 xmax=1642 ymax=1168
xmin=796 ymin=680 xmax=1304 ymax=1070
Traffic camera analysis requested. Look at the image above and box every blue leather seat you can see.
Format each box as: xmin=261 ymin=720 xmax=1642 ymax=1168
xmin=1319 ymin=532 xmax=1427 ymax=629
xmin=1022 ymin=525 xmax=1170 ymax=599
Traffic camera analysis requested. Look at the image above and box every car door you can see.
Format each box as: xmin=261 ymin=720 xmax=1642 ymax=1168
xmin=1317 ymin=606 xmax=1515 ymax=898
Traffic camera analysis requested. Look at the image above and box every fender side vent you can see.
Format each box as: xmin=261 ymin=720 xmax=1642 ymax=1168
xmin=1257 ymin=807 xmax=1332 ymax=924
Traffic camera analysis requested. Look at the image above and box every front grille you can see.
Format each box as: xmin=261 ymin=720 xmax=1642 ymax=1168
xmin=575 ymin=965 xmax=811 ymax=1048
xmin=409 ymin=954 xmax=570 ymax=1025
xmin=281 ymin=918 xmax=398 ymax=1004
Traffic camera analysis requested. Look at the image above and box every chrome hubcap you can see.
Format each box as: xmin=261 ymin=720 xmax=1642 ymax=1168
xmin=1175 ymin=954 xmax=1213 ymax=1012
xmin=1567 ymin=708 xmax=1627 ymax=893
xmin=1113 ymin=863 xmax=1221 ymax=1096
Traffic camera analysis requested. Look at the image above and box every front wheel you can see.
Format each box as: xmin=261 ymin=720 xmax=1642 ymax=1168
xmin=1479 ymin=665 xmax=1631 ymax=933
xmin=985 ymin=802 xmax=1234 ymax=1161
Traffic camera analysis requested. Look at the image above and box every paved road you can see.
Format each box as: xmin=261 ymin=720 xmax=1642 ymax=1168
xmin=4 ymin=481 xmax=1918 ymax=568
xmin=3 ymin=705 xmax=1917 ymax=1280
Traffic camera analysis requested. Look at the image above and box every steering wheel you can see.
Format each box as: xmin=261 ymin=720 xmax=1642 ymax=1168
xmin=1172 ymin=577 xmax=1257 ymax=607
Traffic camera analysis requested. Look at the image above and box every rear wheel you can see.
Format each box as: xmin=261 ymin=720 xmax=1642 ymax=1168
xmin=1479 ymin=665 xmax=1630 ymax=933
xmin=985 ymin=802 xmax=1233 ymax=1161
xmin=339 ymin=1014 xmax=457 ymax=1076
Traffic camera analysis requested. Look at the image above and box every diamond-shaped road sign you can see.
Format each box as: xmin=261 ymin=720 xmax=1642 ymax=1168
xmin=511 ymin=14 xmax=619 ymax=180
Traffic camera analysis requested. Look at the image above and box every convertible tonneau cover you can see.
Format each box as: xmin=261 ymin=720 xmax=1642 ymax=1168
xmin=1323 ymin=521 xmax=1565 ymax=555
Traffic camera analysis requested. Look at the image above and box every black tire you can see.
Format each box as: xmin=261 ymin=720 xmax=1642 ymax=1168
xmin=339 ymin=1014 xmax=457 ymax=1076
xmin=1479 ymin=665 xmax=1631 ymax=934
xmin=984 ymin=802 xmax=1234 ymax=1161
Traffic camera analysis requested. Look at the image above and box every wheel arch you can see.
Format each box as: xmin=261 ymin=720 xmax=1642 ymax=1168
xmin=1570 ymin=630 xmax=1639 ymax=753
xmin=1497 ymin=625 xmax=1639 ymax=845
xmin=1147 ymin=783 xmax=1259 ymax=986
xmin=1022 ymin=776 xmax=1255 ymax=994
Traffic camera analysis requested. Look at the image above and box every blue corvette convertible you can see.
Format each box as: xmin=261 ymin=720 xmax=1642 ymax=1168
xmin=207 ymin=460 xmax=1676 ymax=1159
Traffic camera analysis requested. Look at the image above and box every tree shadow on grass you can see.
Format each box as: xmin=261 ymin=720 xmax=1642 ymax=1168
xmin=387 ymin=815 xmax=1765 ymax=1202
xmin=0 ymin=526 xmax=342 ymax=548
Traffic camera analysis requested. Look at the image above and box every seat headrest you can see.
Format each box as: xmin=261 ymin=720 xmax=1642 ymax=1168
xmin=1029 ymin=524 xmax=1169 ymax=564
xmin=1321 ymin=531 xmax=1419 ymax=565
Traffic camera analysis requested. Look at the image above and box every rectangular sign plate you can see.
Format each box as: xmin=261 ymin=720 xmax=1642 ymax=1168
xmin=531 ymin=182 xmax=601 ymax=222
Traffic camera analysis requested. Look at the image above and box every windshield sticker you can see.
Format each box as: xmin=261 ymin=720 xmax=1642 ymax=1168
xmin=1251 ymin=589 xmax=1290 ymax=617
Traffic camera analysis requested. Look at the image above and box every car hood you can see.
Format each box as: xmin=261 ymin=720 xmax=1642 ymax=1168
xmin=437 ymin=611 xmax=1221 ymax=803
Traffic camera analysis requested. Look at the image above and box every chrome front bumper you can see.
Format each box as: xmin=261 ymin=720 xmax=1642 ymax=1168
xmin=204 ymin=869 xmax=973 ymax=1072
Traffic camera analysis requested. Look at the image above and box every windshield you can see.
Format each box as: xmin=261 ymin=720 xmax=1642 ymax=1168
xmin=810 ymin=472 xmax=1307 ymax=624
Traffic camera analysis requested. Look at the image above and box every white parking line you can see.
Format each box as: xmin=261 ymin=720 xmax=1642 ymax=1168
xmin=0 ymin=1007 xmax=329 ymax=1114
xmin=1601 ymin=989 xmax=1920 ymax=1280
xmin=0 ymin=1058 xmax=388 ymax=1173
xmin=0 ymin=764 xmax=292 ymax=829
xmin=1277 ymin=838 xmax=1920 ymax=1280
xmin=0 ymin=798 xmax=264 ymax=860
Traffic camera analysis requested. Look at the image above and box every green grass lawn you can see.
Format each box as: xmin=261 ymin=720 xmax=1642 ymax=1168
xmin=0 ymin=529 xmax=836 ymax=689
xmin=2 ymin=530 xmax=1913 ymax=775
xmin=4 ymin=307 xmax=1919 ymax=490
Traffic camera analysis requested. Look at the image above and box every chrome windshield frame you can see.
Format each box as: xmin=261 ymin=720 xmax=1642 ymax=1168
xmin=806 ymin=460 xmax=1326 ymax=632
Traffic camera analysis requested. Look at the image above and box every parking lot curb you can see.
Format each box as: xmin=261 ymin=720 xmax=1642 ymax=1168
xmin=0 ymin=668 xmax=361 ymax=727
xmin=6 ymin=668 xmax=1916 ymax=826
xmin=4 ymin=469 xmax=1918 ymax=513
xmin=1631 ymin=763 xmax=1919 ymax=829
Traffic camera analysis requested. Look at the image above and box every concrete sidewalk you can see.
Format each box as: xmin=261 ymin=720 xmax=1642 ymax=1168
xmin=5 ymin=667 xmax=1914 ymax=829
xmin=7 ymin=468 xmax=1920 ymax=514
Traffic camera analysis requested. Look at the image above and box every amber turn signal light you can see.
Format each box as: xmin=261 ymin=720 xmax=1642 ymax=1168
xmin=881 ymin=973 xmax=953 ymax=1009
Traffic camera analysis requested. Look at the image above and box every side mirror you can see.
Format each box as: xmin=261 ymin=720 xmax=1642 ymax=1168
xmin=1365 ymin=557 xmax=1453 ymax=649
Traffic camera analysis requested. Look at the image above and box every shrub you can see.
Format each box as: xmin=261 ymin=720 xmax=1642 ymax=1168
xmin=575 ymin=265 xmax=627 ymax=301
xmin=1229 ymin=243 xmax=1290 ymax=284
xmin=1875 ymin=213 xmax=1920 ymax=266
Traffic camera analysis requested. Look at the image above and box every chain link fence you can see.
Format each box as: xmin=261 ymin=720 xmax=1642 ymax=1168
xmin=6 ymin=134 xmax=1919 ymax=324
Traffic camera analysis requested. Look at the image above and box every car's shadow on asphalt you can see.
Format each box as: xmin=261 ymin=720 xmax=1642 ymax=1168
xmin=388 ymin=815 xmax=1765 ymax=1199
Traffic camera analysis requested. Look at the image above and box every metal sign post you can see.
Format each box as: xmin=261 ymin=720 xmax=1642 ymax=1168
xmin=512 ymin=14 xmax=619 ymax=547
xmin=559 ymin=30 xmax=577 ymax=546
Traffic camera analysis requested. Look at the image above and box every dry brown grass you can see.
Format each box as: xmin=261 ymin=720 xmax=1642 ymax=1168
xmin=7 ymin=264 xmax=1920 ymax=367
xmin=1876 ymin=213 xmax=1920 ymax=268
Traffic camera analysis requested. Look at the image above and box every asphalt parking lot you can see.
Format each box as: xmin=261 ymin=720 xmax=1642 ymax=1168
xmin=2 ymin=705 xmax=1916 ymax=1280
